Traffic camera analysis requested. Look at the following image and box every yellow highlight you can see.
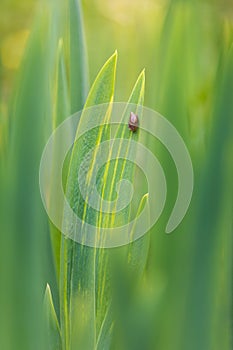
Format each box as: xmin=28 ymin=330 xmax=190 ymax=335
xmin=1 ymin=30 xmax=30 ymax=70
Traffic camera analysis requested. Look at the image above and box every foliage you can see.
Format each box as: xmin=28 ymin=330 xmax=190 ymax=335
xmin=0 ymin=0 xmax=232 ymax=349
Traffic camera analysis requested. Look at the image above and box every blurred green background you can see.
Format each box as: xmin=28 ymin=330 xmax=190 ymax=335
xmin=0 ymin=0 xmax=232 ymax=349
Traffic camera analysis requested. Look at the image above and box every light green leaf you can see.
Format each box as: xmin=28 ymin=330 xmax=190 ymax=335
xmin=44 ymin=284 xmax=62 ymax=350
xmin=60 ymin=52 xmax=117 ymax=350
xmin=127 ymin=193 xmax=150 ymax=277
xmin=48 ymin=0 xmax=89 ymax=291
xmin=96 ymin=304 xmax=114 ymax=350
xmin=69 ymin=0 xmax=89 ymax=113
xmin=54 ymin=39 xmax=70 ymax=129
xmin=49 ymin=39 xmax=70 ymax=283
xmin=95 ymin=69 xmax=146 ymax=337
xmin=59 ymin=53 xmax=149 ymax=350
xmin=96 ymin=193 xmax=150 ymax=350
xmin=182 ymin=44 xmax=233 ymax=350
xmin=5 ymin=5 xmax=59 ymax=349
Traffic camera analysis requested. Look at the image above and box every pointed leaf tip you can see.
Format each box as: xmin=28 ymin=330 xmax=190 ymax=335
xmin=106 ymin=50 xmax=118 ymax=66
xmin=137 ymin=69 xmax=146 ymax=85
xmin=84 ymin=52 xmax=118 ymax=108
xmin=44 ymin=283 xmax=62 ymax=349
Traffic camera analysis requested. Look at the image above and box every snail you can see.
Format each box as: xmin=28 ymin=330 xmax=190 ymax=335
xmin=128 ymin=112 xmax=139 ymax=132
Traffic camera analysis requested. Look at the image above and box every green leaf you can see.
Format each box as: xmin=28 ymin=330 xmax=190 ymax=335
xmin=147 ymin=4 xmax=226 ymax=350
xmin=54 ymin=39 xmax=70 ymax=128
xmin=49 ymin=39 xmax=70 ymax=283
xmin=47 ymin=0 xmax=89 ymax=293
xmin=96 ymin=304 xmax=114 ymax=350
xmin=60 ymin=52 xmax=117 ymax=350
xmin=4 ymin=5 xmax=59 ymax=349
xmin=182 ymin=44 xmax=233 ymax=350
xmin=59 ymin=53 xmax=149 ymax=349
xmin=44 ymin=284 xmax=62 ymax=350
xmin=69 ymin=0 xmax=89 ymax=113
xmin=127 ymin=193 xmax=150 ymax=278
xmin=95 ymin=69 xmax=147 ymax=337
xmin=96 ymin=193 xmax=150 ymax=350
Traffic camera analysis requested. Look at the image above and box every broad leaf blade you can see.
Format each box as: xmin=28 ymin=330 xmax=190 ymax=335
xmin=60 ymin=52 xmax=117 ymax=350
xmin=95 ymin=70 xmax=148 ymax=344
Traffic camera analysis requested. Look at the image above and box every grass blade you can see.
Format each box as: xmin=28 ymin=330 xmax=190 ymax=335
xmin=44 ymin=284 xmax=62 ymax=350
xmin=3 ymin=5 xmax=58 ymax=349
xmin=182 ymin=44 xmax=233 ymax=350
xmin=60 ymin=52 xmax=117 ymax=350
xmin=69 ymin=0 xmax=89 ymax=113
xmin=49 ymin=39 xmax=70 ymax=284
xmin=95 ymin=70 xmax=147 ymax=339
